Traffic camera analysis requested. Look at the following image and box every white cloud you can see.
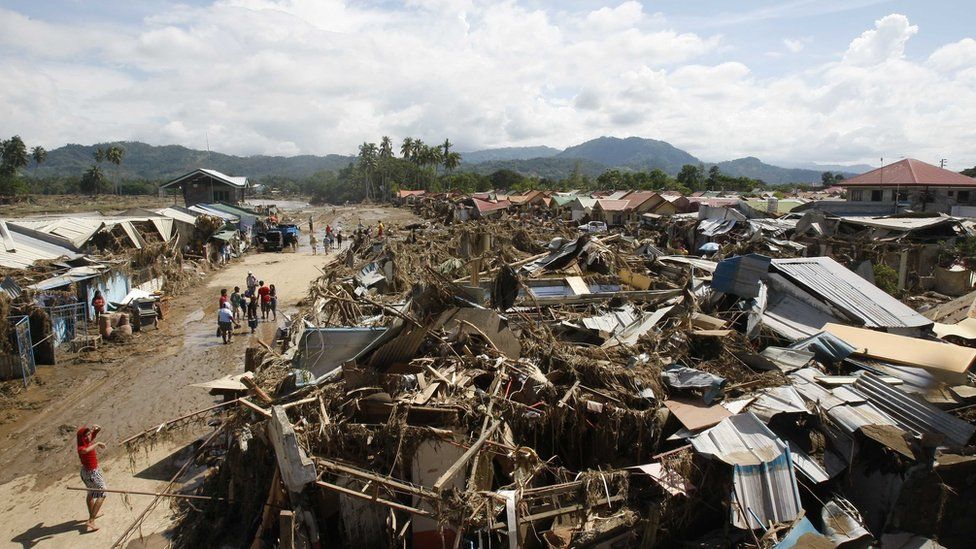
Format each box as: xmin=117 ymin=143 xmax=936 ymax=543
xmin=783 ymin=38 xmax=805 ymax=53
xmin=843 ymin=13 xmax=917 ymax=66
xmin=0 ymin=4 xmax=974 ymax=166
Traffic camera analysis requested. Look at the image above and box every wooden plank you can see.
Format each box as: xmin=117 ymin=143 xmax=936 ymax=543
xmin=240 ymin=398 xmax=272 ymax=418
xmin=242 ymin=376 xmax=274 ymax=405
xmin=316 ymin=480 xmax=433 ymax=517
xmin=432 ymin=421 xmax=501 ymax=492
xmin=565 ymin=276 xmax=590 ymax=296
xmin=279 ymin=510 xmax=295 ymax=549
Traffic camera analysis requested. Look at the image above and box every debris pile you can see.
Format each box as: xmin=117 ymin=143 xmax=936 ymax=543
xmin=158 ymin=213 xmax=976 ymax=548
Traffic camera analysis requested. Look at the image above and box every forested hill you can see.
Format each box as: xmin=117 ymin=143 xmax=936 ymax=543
xmin=29 ymin=138 xmax=864 ymax=185
xmin=32 ymin=142 xmax=355 ymax=181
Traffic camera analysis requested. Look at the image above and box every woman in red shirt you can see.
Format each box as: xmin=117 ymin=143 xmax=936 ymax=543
xmin=258 ymin=281 xmax=271 ymax=320
xmin=77 ymin=425 xmax=107 ymax=532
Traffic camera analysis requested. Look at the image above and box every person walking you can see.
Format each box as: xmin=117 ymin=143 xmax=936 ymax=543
xmin=269 ymin=284 xmax=278 ymax=321
xmin=91 ymin=290 xmax=105 ymax=319
xmin=336 ymin=230 xmax=343 ymax=250
xmin=77 ymin=425 xmax=107 ymax=532
xmin=230 ymin=287 xmax=243 ymax=321
xmin=218 ymin=288 xmax=229 ymax=309
xmin=308 ymin=215 xmax=314 ymax=234
xmin=217 ymin=302 xmax=235 ymax=344
xmin=309 ymin=233 xmax=318 ymax=255
xmin=258 ymin=281 xmax=271 ymax=320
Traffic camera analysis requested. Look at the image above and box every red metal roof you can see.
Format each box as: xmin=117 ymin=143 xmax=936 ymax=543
xmin=838 ymin=158 xmax=976 ymax=187
xmin=622 ymin=191 xmax=658 ymax=210
xmin=471 ymin=197 xmax=511 ymax=213
xmin=397 ymin=189 xmax=426 ymax=198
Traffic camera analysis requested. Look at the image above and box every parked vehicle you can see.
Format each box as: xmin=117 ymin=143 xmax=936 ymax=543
xmin=578 ymin=221 xmax=608 ymax=234
xmin=261 ymin=230 xmax=284 ymax=252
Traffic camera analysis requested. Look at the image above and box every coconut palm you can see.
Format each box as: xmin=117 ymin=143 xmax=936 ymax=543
xmin=31 ymin=146 xmax=47 ymax=167
xmin=358 ymin=142 xmax=378 ymax=200
xmin=400 ymin=137 xmax=414 ymax=160
xmin=105 ymin=145 xmax=125 ymax=194
xmin=444 ymin=151 xmax=461 ymax=173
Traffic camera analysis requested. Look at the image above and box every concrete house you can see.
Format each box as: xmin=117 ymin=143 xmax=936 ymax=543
xmin=837 ymin=159 xmax=976 ymax=216
xmin=161 ymin=169 xmax=249 ymax=207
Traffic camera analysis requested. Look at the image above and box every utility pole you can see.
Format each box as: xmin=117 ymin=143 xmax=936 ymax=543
xmin=940 ymin=158 xmax=948 ymax=169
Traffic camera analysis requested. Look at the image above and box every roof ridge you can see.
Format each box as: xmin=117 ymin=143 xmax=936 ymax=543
xmin=905 ymin=158 xmax=918 ymax=184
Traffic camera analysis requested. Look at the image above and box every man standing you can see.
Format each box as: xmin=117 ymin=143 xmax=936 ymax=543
xmin=230 ymin=286 xmax=243 ymax=321
xmin=246 ymin=271 xmax=258 ymax=296
xmin=308 ymin=215 xmax=314 ymax=234
xmin=77 ymin=425 xmax=107 ymax=532
xmin=217 ymin=302 xmax=235 ymax=344
xmin=258 ymin=281 xmax=271 ymax=320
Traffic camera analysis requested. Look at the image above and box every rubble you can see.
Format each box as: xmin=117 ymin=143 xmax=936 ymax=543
xmin=138 ymin=206 xmax=976 ymax=548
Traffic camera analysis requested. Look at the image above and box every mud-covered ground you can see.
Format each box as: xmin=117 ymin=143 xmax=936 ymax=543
xmin=0 ymin=203 xmax=419 ymax=548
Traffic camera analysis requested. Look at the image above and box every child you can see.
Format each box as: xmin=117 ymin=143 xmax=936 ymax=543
xmin=309 ymin=234 xmax=317 ymax=255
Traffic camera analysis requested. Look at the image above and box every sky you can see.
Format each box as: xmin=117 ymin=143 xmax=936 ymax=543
xmin=1 ymin=0 xmax=975 ymax=168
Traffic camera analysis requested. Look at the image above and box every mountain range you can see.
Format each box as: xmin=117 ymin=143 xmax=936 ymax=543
xmin=28 ymin=137 xmax=866 ymax=185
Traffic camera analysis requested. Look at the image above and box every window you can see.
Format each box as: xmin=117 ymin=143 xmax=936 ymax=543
xmin=213 ymin=189 xmax=230 ymax=202
xmin=850 ymin=190 xmax=863 ymax=201
xmin=958 ymin=191 xmax=971 ymax=203
xmin=896 ymin=191 xmax=908 ymax=203
xmin=870 ymin=190 xmax=884 ymax=202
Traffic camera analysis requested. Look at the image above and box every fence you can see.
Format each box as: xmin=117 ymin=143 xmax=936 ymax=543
xmin=45 ymin=302 xmax=91 ymax=352
xmin=0 ymin=316 xmax=36 ymax=387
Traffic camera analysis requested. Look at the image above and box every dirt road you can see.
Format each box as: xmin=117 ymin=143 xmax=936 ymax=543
xmin=0 ymin=204 xmax=418 ymax=548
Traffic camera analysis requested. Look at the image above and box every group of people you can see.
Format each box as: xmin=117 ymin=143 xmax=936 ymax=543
xmin=309 ymin=221 xmax=345 ymax=254
xmin=216 ymin=271 xmax=278 ymax=343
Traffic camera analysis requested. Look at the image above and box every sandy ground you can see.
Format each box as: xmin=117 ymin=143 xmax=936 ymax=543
xmin=0 ymin=203 xmax=418 ymax=548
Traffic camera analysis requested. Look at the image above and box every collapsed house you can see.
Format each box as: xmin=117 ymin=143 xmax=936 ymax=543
xmin=154 ymin=209 xmax=976 ymax=549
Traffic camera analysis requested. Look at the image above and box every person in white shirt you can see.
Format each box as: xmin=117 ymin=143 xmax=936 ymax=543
xmin=217 ymin=303 xmax=236 ymax=344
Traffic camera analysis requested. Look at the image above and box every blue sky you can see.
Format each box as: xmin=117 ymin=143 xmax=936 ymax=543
xmin=1 ymin=1 xmax=975 ymax=167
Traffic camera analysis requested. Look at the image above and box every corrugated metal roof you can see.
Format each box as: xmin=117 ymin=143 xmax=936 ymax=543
xmin=189 ymin=204 xmax=239 ymax=221
xmin=839 ymin=158 xmax=976 ymax=188
xmin=0 ymin=222 xmax=83 ymax=269
xmin=748 ymin=386 xmax=808 ymax=422
xmin=161 ymin=168 xmax=248 ymax=189
xmin=838 ymin=215 xmax=961 ymax=232
xmin=156 ymin=207 xmax=199 ymax=225
xmin=731 ymin=449 xmax=803 ymax=530
xmin=852 ymin=372 xmax=975 ymax=447
xmin=28 ymin=265 xmax=108 ymax=291
xmin=771 ymin=257 xmax=931 ymax=329
xmin=595 ymin=199 xmax=630 ymax=212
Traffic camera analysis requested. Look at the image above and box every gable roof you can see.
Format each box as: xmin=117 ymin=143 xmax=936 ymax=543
xmin=471 ymin=197 xmax=511 ymax=213
xmin=160 ymin=168 xmax=249 ymax=189
xmin=397 ymin=189 xmax=426 ymax=198
xmin=623 ymin=191 xmax=660 ymax=210
xmin=595 ymin=199 xmax=631 ymax=212
xmin=838 ymin=158 xmax=976 ymax=188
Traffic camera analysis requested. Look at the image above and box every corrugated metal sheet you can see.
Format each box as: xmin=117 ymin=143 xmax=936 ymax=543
xmin=761 ymin=293 xmax=839 ymax=341
xmin=852 ymin=372 xmax=976 ymax=447
xmin=771 ymin=257 xmax=931 ymax=329
xmin=28 ymin=265 xmax=107 ymax=291
xmin=691 ymin=413 xmax=787 ymax=466
xmin=0 ymin=223 xmax=83 ymax=270
xmin=156 ymin=207 xmax=200 ymax=225
xmin=731 ymin=448 xmax=803 ymax=530
xmin=189 ymin=204 xmax=239 ymax=222
xmin=748 ymin=386 xmax=808 ymax=422
xmin=713 ymin=254 xmax=770 ymax=298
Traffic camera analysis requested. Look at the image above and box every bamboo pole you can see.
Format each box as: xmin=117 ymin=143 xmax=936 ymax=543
xmin=67 ymin=486 xmax=226 ymax=501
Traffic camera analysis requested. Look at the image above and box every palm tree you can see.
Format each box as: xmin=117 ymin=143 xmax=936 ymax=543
xmin=400 ymin=137 xmax=414 ymax=160
xmin=442 ymin=138 xmax=452 ymax=156
xmin=444 ymin=151 xmax=461 ymax=173
xmin=93 ymin=147 xmax=105 ymax=163
xmin=105 ymin=145 xmax=125 ymax=194
xmin=31 ymin=146 xmax=47 ymax=168
xmin=358 ymin=142 xmax=378 ymax=200
xmin=81 ymin=164 xmax=105 ymax=196
xmin=379 ymin=136 xmax=394 ymax=201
